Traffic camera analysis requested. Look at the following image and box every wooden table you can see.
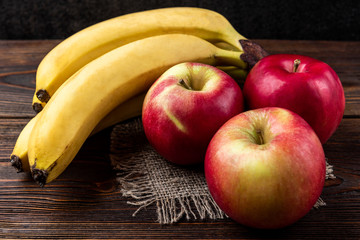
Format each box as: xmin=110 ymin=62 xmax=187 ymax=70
xmin=0 ymin=39 xmax=359 ymax=239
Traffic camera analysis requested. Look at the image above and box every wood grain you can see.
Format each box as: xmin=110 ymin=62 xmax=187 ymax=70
xmin=0 ymin=40 xmax=359 ymax=239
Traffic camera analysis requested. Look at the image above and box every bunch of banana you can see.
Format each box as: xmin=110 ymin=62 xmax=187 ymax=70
xmin=10 ymin=7 xmax=266 ymax=186
xmin=32 ymin=7 xmax=248 ymax=109
xmin=10 ymin=93 xmax=146 ymax=172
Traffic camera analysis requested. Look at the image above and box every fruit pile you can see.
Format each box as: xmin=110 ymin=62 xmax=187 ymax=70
xmin=10 ymin=7 xmax=345 ymax=229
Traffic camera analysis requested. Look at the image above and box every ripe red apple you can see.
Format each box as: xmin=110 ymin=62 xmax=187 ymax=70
xmin=205 ymin=107 xmax=326 ymax=229
xmin=142 ymin=62 xmax=244 ymax=165
xmin=243 ymin=54 xmax=345 ymax=144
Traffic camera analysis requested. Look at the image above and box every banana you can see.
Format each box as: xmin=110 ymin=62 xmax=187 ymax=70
xmin=18 ymin=68 xmax=239 ymax=173
xmin=214 ymin=42 xmax=248 ymax=83
xmin=91 ymin=92 xmax=146 ymax=135
xmin=11 ymin=93 xmax=145 ymax=173
xmin=28 ymin=34 xmax=246 ymax=186
xmin=10 ymin=117 xmax=36 ymax=172
xmin=217 ymin=66 xmax=248 ymax=82
xmin=33 ymin=7 xmax=247 ymax=106
xmin=214 ymin=41 xmax=241 ymax=51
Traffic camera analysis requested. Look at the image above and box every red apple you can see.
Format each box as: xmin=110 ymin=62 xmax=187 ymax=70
xmin=205 ymin=107 xmax=326 ymax=229
xmin=243 ymin=54 xmax=345 ymax=144
xmin=142 ymin=62 xmax=244 ymax=165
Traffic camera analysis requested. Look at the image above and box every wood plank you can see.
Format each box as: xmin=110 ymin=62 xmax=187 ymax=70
xmin=0 ymin=40 xmax=60 ymax=72
xmin=0 ymin=40 xmax=58 ymax=117
xmin=0 ymin=40 xmax=360 ymax=239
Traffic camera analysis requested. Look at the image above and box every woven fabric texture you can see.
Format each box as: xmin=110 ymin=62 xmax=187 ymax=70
xmin=110 ymin=117 xmax=334 ymax=224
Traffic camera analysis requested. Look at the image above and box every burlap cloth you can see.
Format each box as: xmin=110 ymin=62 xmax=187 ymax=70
xmin=109 ymin=117 xmax=335 ymax=224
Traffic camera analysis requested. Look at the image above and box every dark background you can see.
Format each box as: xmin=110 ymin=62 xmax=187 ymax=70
xmin=0 ymin=0 xmax=359 ymax=41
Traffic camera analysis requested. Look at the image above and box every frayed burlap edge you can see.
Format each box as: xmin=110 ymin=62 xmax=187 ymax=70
xmin=111 ymin=153 xmax=335 ymax=224
xmin=109 ymin=118 xmax=336 ymax=224
xmin=111 ymin=152 xmax=226 ymax=224
xmin=314 ymin=160 xmax=336 ymax=208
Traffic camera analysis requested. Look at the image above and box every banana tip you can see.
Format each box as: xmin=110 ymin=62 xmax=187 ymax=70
xmin=10 ymin=155 xmax=23 ymax=172
xmin=31 ymin=168 xmax=48 ymax=187
xmin=36 ymin=89 xmax=50 ymax=103
xmin=32 ymin=103 xmax=43 ymax=113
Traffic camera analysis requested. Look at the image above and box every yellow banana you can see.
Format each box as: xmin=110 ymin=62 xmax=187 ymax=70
xmin=214 ymin=42 xmax=248 ymax=83
xmin=28 ymin=34 xmax=246 ymax=186
xmin=217 ymin=66 xmax=248 ymax=82
xmin=34 ymin=7 xmax=247 ymax=106
xmin=11 ymin=93 xmax=145 ymax=173
xmin=91 ymin=92 xmax=146 ymax=135
xmin=10 ymin=117 xmax=36 ymax=172
xmin=17 ymin=70 xmax=239 ymax=172
xmin=214 ymin=41 xmax=240 ymax=51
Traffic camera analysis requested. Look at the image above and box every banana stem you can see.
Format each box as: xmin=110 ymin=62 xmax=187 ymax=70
xmin=239 ymin=40 xmax=269 ymax=69
xmin=216 ymin=49 xmax=247 ymax=69
xmin=221 ymin=32 xmax=247 ymax=52
xmin=217 ymin=66 xmax=248 ymax=87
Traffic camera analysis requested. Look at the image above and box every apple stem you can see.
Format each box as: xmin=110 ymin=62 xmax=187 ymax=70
xmin=178 ymin=79 xmax=192 ymax=90
xmin=293 ymin=59 xmax=301 ymax=72
xmin=256 ymin=130 xmax=265 ymax=145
